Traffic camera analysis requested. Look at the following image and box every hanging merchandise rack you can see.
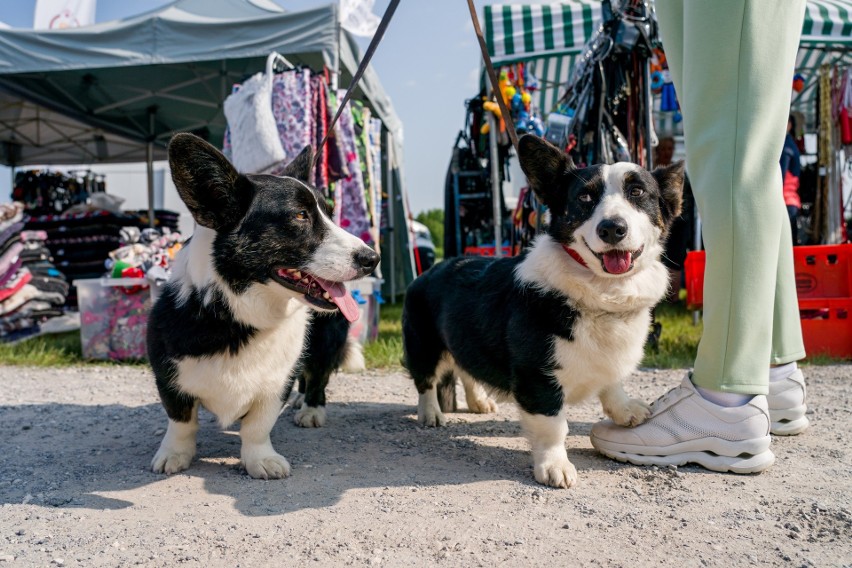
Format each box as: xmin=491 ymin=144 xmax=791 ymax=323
xmin=544 ymin=0 xmax=657 ymax=170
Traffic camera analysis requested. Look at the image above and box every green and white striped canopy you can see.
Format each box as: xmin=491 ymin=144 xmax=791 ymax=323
xmin=484 ymin=1 xmax=601 ymax=115
xmin=483 ymin=1 xmax=852 ymax=127
xmin=795 ymin=0 xmax=852 ymax=127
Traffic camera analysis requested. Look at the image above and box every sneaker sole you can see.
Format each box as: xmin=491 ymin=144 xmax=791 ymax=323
xmin=593 ymin=447 xmax=776 ymax=474
xmin=771 ymin=415 xmax=809 ymax=436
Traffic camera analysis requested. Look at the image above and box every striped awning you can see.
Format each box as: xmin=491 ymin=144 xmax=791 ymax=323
xmin=795 ymin=0 xmax=852 ymax=127
xmin=483 ymin=1 xmax=852 ymax=127
xmin=484 ymin=2 xmax=601 ymax=115
xmin=484 ymin=2 xmax=602 ymax=65
xmin=801 ymin=0 xmax=852 ymax=46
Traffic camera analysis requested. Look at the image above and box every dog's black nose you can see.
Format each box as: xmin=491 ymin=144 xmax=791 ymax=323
xmin=597 ymin=218 xmax=628 ymax=245
xmin=353 ymin=248 xmax=380 ymax=273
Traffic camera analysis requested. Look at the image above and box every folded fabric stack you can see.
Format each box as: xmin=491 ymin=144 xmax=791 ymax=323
xmin=107 ymin=227 xmax=183 ymax=281
xmin=24 ymin=210 xmax=150 ymax=306
xmin=125 ymin=209 xmax=181 ymax=233
xmin=0 ymin=203 xmax=70 ymax=342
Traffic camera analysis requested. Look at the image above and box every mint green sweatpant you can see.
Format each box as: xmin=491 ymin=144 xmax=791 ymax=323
xmin=655 ymin=0 xmax=807 ymax=394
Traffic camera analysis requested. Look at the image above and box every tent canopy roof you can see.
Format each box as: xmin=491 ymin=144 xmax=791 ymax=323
xmin=0 ymin=0 xmax=402 ymax=166
xmin=483 ymin=1 xmax=852 ymax=128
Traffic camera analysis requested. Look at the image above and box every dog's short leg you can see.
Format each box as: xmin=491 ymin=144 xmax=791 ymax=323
xmin=294 ymin=404 xmax=327 ymax=428
xmin=599 ymin=383 xmax=651 ymax=427
xmin=417 ymin=382 xmax=447 ymax=427
xmin=240 ymin=397 xmax=291 ymax=480
xmin=460 ymin=374 xmax=498 ymax=414
xmin=519 ymin=409 xmax=576 ymax=489
xmin=294 ymin=369 xmax=329 ymax=428
xmin=151 ymin=402 xmax=199 ymax=475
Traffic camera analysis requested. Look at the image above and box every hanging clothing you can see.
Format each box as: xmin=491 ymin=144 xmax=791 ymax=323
xmin=334 ymin=94 xmax=373 ymax=244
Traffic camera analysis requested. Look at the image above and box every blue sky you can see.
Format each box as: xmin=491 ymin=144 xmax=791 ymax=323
xmin=0 ymin=0 xmax=513 ymax=214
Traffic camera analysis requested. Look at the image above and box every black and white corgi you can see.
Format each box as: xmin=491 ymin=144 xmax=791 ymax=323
xmin=402 ymin=134 xmax=683 ymax=488
xmin=148 ymin=133 xmax=378 ymax=479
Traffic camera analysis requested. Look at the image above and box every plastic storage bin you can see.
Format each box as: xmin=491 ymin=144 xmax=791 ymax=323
xmin=75 ymin=277 xmax=151 ymax=360
xmin=683 ymin=244 xmax=852 ymax=359
xmin=346 ymin=277 xmax=383 ymax=344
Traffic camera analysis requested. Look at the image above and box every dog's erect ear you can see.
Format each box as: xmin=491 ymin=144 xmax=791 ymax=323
xmin=168 ymin=133 xmax=248 ymax=231
xmin=652 ymin=160 xmax=685 ymax=221
xmin=518 ymin=134 xmax=574 ymax=207
xmin=278 ymin=145 xmax=314 ymax=182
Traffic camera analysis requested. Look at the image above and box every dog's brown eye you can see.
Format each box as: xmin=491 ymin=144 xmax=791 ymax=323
xmin=296 ymin=210 xmax=308 ymax=221
xmin=578 ymin=193 xmax=592 ymax=203
xmin=628 ymin=187 xmax=645 ymax=198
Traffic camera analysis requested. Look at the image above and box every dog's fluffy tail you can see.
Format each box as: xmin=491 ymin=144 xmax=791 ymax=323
xmin=339 ymin=338 xmax=366 ymax=373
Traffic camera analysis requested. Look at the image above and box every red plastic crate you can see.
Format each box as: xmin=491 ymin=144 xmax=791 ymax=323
xmin=683 ymin=244 xmax=852 ymax=359
xmin=793 ymin=244 xmax=852 ymax=298
xmin=799 ymin=297 xmax=852 ymax=358
xmin=684 ymin=250 xmax=706 ymax=310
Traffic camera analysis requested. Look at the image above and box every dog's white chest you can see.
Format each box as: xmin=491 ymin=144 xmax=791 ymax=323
xmin=175 ymin=311 xmax=309 ymax=425
xmin=552 ymin=309 xmax=650 ymax=403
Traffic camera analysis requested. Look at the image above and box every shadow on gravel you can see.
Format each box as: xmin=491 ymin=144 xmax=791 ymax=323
xmin=0 ymin=399 xmax=616 ymax=516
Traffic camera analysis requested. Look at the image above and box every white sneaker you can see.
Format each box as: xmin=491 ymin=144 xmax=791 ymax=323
xmin=768 ymin=368 xmax=809 ymax=436
xmin=590 ymin=375 xmax=775 ymax=473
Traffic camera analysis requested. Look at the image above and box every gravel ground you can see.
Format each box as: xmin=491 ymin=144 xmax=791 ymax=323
xmin=0 ymin=364 xmax=850 ymax=567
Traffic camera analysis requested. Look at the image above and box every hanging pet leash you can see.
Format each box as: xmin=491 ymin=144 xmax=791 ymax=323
xmin=313 ymin=0 xmax=401 ymax=170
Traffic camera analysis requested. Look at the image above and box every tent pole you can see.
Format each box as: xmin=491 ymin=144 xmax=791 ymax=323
xmin=146 ymin=108 xmax=156 ymax=229
xmin=333 ymin=12 xmax=341 ymax=92
xmin=386 ymin=129 xmax=396 ymax=302
xmin=644 ymin=59 xmax=654 ymax=169
xmin=488 ymin=115 xmax=502 ymax=257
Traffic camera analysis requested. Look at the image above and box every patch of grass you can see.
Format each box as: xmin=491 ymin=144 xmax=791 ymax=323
xmin=3 ymin=297 xmax=845 ymax=370
xmin=0 ymin=331 xmax=83 ymax=366
xmin=642 ymin=302 xmax=703 ymax=368
xmin=364 ymin=301 xmax=405 ymax=369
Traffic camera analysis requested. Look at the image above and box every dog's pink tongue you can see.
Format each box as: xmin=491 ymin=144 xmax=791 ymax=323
xmin=313 ymin=277 xmax=360 ymax=322
xmin=603 ymin=250 xmax=633 ymax=274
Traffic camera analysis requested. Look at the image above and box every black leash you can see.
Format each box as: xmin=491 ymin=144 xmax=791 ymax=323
xmin=313 ymin=0 xmax=401 ymax=169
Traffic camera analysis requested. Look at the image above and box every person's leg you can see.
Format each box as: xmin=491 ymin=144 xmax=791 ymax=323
xmin=591 ymin=0 xmax=806 ymax=471
xmin=770 ymin=199 xmax=809 ymax=434
xmin=675 ymin=0 xmax=806 ymax=395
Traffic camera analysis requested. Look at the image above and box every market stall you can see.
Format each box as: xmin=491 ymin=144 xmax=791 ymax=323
xmin=456 ymin=0 xmax=852 ymax=254
xmin=0 ymin=0 xmax=415 ymax=304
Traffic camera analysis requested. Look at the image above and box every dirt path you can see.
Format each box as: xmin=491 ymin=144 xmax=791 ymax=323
xmin=0 ymin=364 xmax=850 ymax=567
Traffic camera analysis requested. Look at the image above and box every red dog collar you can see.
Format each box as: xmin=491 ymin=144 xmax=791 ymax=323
xmin=562 ymin=245 xmax=589 ymax=268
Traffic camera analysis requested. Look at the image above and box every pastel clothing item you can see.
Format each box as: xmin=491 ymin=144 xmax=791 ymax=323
xmin=0 ymin=202 xmax=24 ymax=224
xmin=656 ymin=0 xmax=806 ymax=394
xmin=21 ymin=230 xmax=47 ymax=242
xmin=0 ymin=221 xmax=25 ymax=249
xmin=0 ymin=242 xmax=24 ymax=277
xmin=0 ymin=269 xmax=32 ymax=302
xmin=0 ymin=258 xmax=22 ymax=287
xmin=0 ymin=284 xmax=39 ymax=316
xmin=334 ymin=94 xmax=373 ymax=244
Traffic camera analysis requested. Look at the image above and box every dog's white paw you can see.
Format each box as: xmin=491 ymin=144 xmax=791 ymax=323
xmin=468 ymin=396 xmax=498 ymax=414
xmin=243 ymin=452 xmax=291 ymax=480
xmin=418 ymin=407 xmax=447 ymax=427
xmin=609 ymin=398 xmax=652 ymax=427
xmin=294 ymin=405 xmax=327 ymax=428
xmin=533 ymin=456 xmax=578 ymax=489
xmin=151 ymin=449 xmax=194 ymax=475
xmin=417 ymin=389 xmax=447 ymax=427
